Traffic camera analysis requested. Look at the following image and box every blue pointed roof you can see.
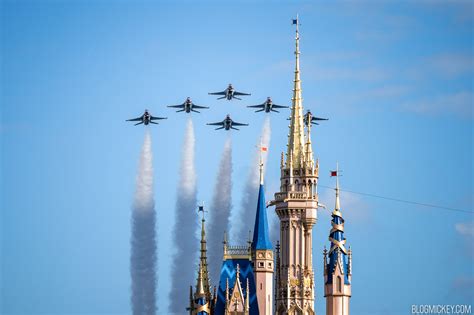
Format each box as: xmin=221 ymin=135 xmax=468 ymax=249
xmin=215 ymin=258 xmax=259 ymax=315
xmin=326 ymin=213 xmax=350 ymax=285
xmin=252 ymin=184 xmax=273 ymax=250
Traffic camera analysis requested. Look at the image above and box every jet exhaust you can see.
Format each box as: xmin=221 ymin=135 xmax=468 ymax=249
xmin=232 ymin=116 xmax=271 ymax=242
xmin=130 ymin=130 xmax=157 ymax=315
xmin=169 ymin=118 xmax=198 ymax=313
xmin=207 ymin=136 xmax=233 ymax=284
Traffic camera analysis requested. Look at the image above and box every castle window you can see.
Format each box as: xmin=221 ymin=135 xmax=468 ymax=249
xmin=259 ymin=262 xmax=264 ymax=268
xmin=260 ymin=283 xmax=263 ymax=290
xmin=337 ymin=276 xmax=342 ymax=292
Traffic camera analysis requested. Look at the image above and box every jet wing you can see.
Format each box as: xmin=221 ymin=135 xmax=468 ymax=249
xmin=208 ymin=91 xmax=226 ymax=95
xmin=207 ymin=122 xmax=223 ymax=126
xmin=272 ymin=104 xmax=289 ymax=109
xmin=313 ymin=117 xmax=328 ymax=121
xmin=232 ymin=122 xmax=249 ymax=126
xmin=126 ymin=117 xmax=143 ymax=122
xmin=247 ymin=104 xmax=265 ymax=108
xmin=193 ymin=105 xmax=209 ymax=109
xmin=234 ymin=91 xmax=251 ymax=96
xmin=167 ymin=104 xmax=185 ymax=108
xmin=150 ymin=116 xmax=167 ymax=120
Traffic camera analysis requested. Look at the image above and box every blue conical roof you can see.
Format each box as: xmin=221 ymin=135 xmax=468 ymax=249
xmin=252 ymin=184 xmax=272 ymax=250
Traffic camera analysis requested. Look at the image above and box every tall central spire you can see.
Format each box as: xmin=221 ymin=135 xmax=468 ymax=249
xmin=287 ymin=15 xmax=306 ymax=169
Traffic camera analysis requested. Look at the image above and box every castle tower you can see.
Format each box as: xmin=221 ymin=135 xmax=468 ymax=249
xmin=189 ymin=205 xmax=215 ymax=315
xmin=324 ymin=166 xmax=352 ymax=315
xmin=273 ymin=16 xmax=319 ymax=314
xmin=251 ymin=159 xmax=274 ymax=315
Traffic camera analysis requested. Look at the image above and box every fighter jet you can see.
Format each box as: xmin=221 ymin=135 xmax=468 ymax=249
xmin=247 ymin=97 xmax=289 ymax=113
xmin=167 ymin=97 xmax=209 ymax=113
xmin=208 ymin=84 xmax=251 ymax=100
xmin=126 ymin=110 xmax=167 ymax=126
xmin=304 ymin=110 xmax=328 ymax=126
xmin=207 ymin=114 xmax=249 ymax=130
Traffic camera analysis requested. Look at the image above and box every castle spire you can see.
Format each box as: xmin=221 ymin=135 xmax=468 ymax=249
xmin=198 ymin=204 xmax=211 ymax=299
xmin=274 ymin=16 xmax=318 ymax=313
xmin=324 ymin=165 xmax=351 ymax=315
xmin=252 ymin=160 xmax=272 ymax=251
xmin=287 ymin=14 xmax=306 ymax=169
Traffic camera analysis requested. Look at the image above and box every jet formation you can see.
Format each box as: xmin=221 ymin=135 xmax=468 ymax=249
xmin=126 ymin=83 xmax=327 ymax=132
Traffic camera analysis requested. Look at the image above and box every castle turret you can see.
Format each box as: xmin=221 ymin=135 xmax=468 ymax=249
xmin=251 ymin=159 xmax=274 ymax=315
xmin=273 ymin=15 xmax=318 ymax=314
xmin=324 ymin=165 xmax=352 ymax=315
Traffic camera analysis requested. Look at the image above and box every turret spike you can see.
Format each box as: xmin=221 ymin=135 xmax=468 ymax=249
xmin=335 ymin=162 xmax=341 ymax=212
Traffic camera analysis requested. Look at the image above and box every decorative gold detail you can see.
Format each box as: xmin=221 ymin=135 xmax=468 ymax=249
xmin=290 ymin=278 xmax=300 ymax=287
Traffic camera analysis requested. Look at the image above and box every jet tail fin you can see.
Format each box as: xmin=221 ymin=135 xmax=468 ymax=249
xmin=134 ymin=122 xmax=144 ymax=126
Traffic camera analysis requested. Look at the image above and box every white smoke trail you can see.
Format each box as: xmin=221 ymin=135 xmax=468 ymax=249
xmin=233 ymin=116 xmax=271 ymax=242
xmin=169 ymin=118 xmax=198 ymax=313
xmin=131 ymin=130 xmax=157 ymax=315
xmin=207 ymin=136 xmax=233 ymax=284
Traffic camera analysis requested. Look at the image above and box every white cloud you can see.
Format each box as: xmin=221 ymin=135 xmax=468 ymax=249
xmin=430 ymin=53 xmax=474 ymax=79
xmin=455 ymin=221 xmax=474 ymax=237
xmin=400 ymin=91 xmax=473 ymax=118
xmin=455 ymin=221 xmax=474 ymax=260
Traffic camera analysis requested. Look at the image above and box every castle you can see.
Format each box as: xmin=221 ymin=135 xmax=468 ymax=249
xmin=188 ymin=18 xmax=353 ymax=315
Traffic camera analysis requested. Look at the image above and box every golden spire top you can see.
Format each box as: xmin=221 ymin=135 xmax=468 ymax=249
xmin=197 ymin=204 xmax=211 ymax=298
xmin=287 ymin=14 xmax=306 ymax=169
xmin=304 ymin=111 xmax=314 ymax=168
xmin=195 ymin=263 xmax=205 ymax=297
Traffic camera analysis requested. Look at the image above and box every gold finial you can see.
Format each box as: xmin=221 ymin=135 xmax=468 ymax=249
xmin=195 ymin=263 xmax=205 ymax=297
xmin=247 ymin=229 xmax=252 ymax=249
xmin=223 ymin=230 xmax=228 ymax=258
xmin=287 ymin=14 xmax=306 ymax=169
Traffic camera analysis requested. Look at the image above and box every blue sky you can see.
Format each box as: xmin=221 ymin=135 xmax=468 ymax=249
xmin=1 ymin=1 xmax=472 ymax=314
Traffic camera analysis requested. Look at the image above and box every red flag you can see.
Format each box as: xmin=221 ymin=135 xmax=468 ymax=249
xmin=261 ymin=147 xmax=268 ymax=152
xmin=330 ymin=171 xmax=337 ymax=177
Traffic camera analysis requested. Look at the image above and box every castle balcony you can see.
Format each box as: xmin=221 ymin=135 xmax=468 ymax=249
xmin=223 ymin=245 xmax=251 ymax=260
xmin=275 ymin=191 xmax=318 ymax=202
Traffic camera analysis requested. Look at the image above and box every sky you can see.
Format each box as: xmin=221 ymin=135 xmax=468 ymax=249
xmin=1 ymin=1 xmax=473 ymax=314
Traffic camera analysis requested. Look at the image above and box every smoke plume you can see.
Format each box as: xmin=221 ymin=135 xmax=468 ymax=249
xmin=130 ymin=130 xmax=157 ymax=315
xmin=232 ymin=116 xmax=271 ymax=242
xmin=169 ymin=118 xmax=198 ymax=313
xmin=207 ymin=136 xmax=233 ymax=284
